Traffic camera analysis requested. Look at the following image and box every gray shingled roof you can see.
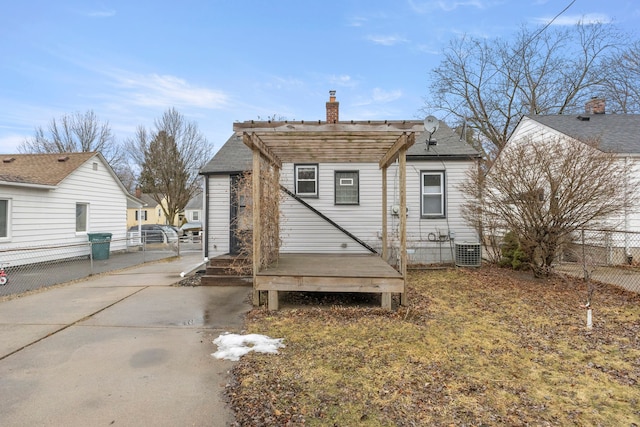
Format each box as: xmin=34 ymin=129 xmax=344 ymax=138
xmin=200 ymin=120 xmax=479 ymax=174
xmin=407 ymin=120 xmax=480 ymax=158
xmin=527 ymin=114 xmax=640 ymax=154
xmin=200 ymin=133 xmax=252 ymax=175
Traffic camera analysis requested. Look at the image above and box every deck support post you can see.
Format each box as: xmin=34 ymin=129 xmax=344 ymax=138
xmin=251 ymin=144 xmax=262 ymax=306
xmin=399 ymin=143 xmax=408 ymax=306
xmin=382 ymin=166 xmax=388 ymax=263
xmin=381 ymin=292 xmax=392 ymax=310
xmin=268 ymin=290 xmax=279 ymax=311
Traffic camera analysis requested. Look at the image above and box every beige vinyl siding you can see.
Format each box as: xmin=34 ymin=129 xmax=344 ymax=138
xmin=207 ymin=175 xmax=231 ymax=257
xmin=280 ymin=162 xmax=383 ymax=254
xmin=279 ymin=160 xmax=478 ymax=263
xmin=396 ymin=159 xmax=478 ymax=264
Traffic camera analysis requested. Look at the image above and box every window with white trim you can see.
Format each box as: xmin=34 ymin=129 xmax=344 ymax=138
xmin=0 ymin=199 xmax=9 ymax=239
xmin=335 ymin=171 xmax=359 ymax=205
xmin=76 ymin=203 xmax=88 ymax=232
xmin=295 ymin=164 xmax=318 ymax=197
xmin=192 ymin=211 xmax=199 ymax=221
xmin=421 ymin=171 xmax=445 ymax=217
xmin=135 ymin=210 xmax=148 ymax=221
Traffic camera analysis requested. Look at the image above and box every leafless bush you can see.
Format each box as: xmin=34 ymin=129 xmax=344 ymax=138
xmin=228 ymin=159 xmax=283 ymax=274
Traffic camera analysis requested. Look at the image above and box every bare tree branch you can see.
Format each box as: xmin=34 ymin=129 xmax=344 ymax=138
xmin=424 ymin=22 xmax=627 ymax=159
xmin=126 ymin=108 xmax=214 ymax=225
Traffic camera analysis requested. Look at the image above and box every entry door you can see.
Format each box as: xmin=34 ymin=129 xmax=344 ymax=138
xmin=229 ymin=174 xmax=246 ymax=254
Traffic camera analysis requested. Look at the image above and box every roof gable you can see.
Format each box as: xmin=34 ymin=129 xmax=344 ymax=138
xmin=0 ymin=152 xmax=97 ymax=187
xmin=525 ymin=114 xmax=640 ymax=154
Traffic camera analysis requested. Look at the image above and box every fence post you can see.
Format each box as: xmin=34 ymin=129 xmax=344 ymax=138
xmin=581 ymin=228 xmax=587 ymax=281
xmin=89 ymin=241 xmax=94 ymax=274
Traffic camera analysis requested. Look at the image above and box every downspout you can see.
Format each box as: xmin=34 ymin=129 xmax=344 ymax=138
xmin=203 ymin=174 xmax=209 ymax=258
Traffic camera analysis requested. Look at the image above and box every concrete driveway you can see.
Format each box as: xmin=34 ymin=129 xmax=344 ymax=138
xmin=0 ymin=254 xmax=251 ymax=426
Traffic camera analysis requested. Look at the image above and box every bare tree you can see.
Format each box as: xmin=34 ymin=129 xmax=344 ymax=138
xmin=424 ymin=22 xmax=625 ymax=159
xmin=18 ymin=110 xmax=132 ymax=189
xmin=460 ymin=135 xmax=636 ymax=278
xmin=599 ymin=41 xmax=640 ymax=113
xmin=127 ymin=108 xmax=213 ymax=225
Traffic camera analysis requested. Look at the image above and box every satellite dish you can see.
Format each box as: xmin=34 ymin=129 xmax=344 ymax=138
xmin=424 ymin=116 xmax=440 ymax=134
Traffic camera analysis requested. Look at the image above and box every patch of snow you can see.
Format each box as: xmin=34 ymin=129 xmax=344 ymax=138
xmin=212 ymin=333 xmax=285 ymax=361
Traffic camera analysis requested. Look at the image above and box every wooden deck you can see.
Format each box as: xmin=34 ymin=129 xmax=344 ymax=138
xmin=254 ymin=254 xmax=404 ymax=310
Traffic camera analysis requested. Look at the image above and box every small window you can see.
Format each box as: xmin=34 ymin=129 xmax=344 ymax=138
xmin=335 ymin=171 xmax=359 ymax=205
xmin=192 ymin=211 xmax=199 ymax=221
xmin=295 ymin=164 xmax=318 ymax=197
xmin=135 ymin=210 xmax=148 ymax=221
xmin=421 ymin=171 xmax=445 ymax=217
xmin=0 ymin=199 xmax=9 ymax=239
xmin=76 ymin=203 xmax=88 ymax=232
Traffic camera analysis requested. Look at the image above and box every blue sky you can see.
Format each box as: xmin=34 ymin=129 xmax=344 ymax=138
xmin=1 ymin=0 xmax=638 ymax=154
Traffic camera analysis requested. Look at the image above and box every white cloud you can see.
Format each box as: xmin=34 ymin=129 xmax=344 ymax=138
xmin=366 ymin=34 xmax=409 ymax=46
xmin=372 ymin=88 xmax=403 ymax=103
xmin=533 ymin=13 xmax=613 ymax=26
xmin=87 ymin=9 xmax=116 ymax=18
xmin=212 ymin=333 xmax=285 ymax=361
xmin=348 ymin=16 xmax=368 ymax=27
xmin=0 ymin=134 xmax=27 ymax=153
xmin=328 ymin=74 xmax=357 ymax=87
xmin=353 ymin=88 xmax=403 ymax=107
xmin=408 ymin=0 xmax=494 ymax=13
xmin=113 ymin=72 xmax=229 ymax=109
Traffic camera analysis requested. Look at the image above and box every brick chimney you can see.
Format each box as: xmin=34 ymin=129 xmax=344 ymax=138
xmin=326 ymin=90 xmax=339 ymax=123
xmin=135 ymin=186 xmax=142 ymax=198
xmin=585 ymin=97 xmax=605 ymax=114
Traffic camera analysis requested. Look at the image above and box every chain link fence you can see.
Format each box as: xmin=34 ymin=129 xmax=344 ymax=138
xmin=556 ymin=228 xmax=640 ymax=293
xmin=0 ymin=233 xmax=202 ymax=298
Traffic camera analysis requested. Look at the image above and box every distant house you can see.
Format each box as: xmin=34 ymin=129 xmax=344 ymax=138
xmin=200 ymin=92 xmax=480 ymax=266
xmin=182 ymin=191 xmax=203 ymax=224
xmin=507 ymin=99 xmax=640 ymax=235
xmin=0 ymin=152 xmax=143 ymax=264
xmin=126 ymin=190 xmax=180 ymax=229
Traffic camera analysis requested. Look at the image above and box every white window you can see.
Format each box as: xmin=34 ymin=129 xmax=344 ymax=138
xmin=135 ymin=210 xmax=148 ymax=221
xmin=76 ymin=203 xmax=88 ymax=232
xmin=295 ymin=164 xmax=318 ymax=197
xmin=0 ymin=199 xmax=9 ymax=239
xmin=192 ymin=211 xmax=199 ymax=221
xmin=421 ymin=171 xmax=445 ymax=217
xmin=335 ymin=171 xmax=359 ymax=205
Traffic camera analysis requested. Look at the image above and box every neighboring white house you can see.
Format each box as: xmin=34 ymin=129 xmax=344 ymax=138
xmin=182 ymin=191 xmax=203 ymax=223
xmin=200 ymin=93 xmax=480 ymax=265
xmin=0 ymin=152 xmax=143 ymax=265
xmin=508 ymin=103 xmax=640 ymax=235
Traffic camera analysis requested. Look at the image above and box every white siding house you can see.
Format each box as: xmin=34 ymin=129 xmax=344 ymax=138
xmin=508 ymin=111 xmax=640 ymax=234
xmin=200 ymin=97 xmax=480 ymax=265
xmin=0 ymin=152 xmax=143 ymax=265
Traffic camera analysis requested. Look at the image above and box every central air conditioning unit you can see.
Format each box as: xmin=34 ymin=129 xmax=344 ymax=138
xmin=455 ymin=242 xmax=482 ymax=267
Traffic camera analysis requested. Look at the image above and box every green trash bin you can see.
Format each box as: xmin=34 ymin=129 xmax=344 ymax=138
xmin=88 ymin=233 xmax=112 ymax=260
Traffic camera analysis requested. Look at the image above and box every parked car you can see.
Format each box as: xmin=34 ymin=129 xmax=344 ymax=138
xmin=179 ymin=221 xmax=202 ymax=236
xmin=128 ymin=224 xmax=177 ymax=243
xmin=158 ymin=225 xmax=179 ymax=243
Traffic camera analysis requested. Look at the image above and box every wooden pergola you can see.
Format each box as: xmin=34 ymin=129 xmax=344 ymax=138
xmin=234 ymin=120 xmax=422 ymax=310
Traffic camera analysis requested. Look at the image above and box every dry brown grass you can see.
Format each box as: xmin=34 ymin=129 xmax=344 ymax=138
xmin=227 ymin=267 xmax=640 ymax=426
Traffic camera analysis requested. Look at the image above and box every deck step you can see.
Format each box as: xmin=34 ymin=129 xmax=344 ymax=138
xmin=200 ymin=275 xmax=253 ymax=287
xmin=199 ymin=254 xmax=252 ymax=286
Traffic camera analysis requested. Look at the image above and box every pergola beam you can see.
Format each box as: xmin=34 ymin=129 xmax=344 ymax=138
xmin=242 ymin=132 xmax=282 ymax=169
xmin=379 ymin=132 xmax=416 ymax=169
